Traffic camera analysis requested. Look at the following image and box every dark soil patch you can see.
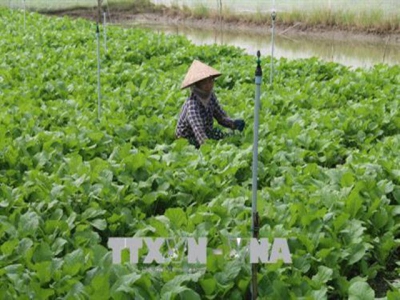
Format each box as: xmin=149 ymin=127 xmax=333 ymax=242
xmin=368 ymin=247 xmax=400 ymax=297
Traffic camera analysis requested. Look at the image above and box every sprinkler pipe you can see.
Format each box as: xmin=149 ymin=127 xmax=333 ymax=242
xmin=251 ymin=50 xmax=262 ymax=300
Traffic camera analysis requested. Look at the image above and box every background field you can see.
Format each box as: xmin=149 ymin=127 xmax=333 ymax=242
xmin=154 ymin=0 xmax=400 ymax=15
xmin=2 ymin=0 xmax=400 ymax=15
xmin=0 ymin=0 xmax=400 ymax=15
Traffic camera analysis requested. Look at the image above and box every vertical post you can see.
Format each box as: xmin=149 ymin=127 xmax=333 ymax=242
xmin=97 ymin=0 xmax=103 ymax=24
xmin=251 ymin=50 xmax=262 ymax=300
xmin=103 ymin=11 xmax=107 ymax=52
xmin=105 ymin=0 xmax=112 ymax=24
xmin=96 ymin=0 xmax=103 ymax=120
xmin=218 ymin=0 xmax=223 ymax=45
xmin=382 ymin=35 xmax=390 ymax=64
xmin=270 ymin=10 xmax=277 ymax=86
xmin=23 ymin=0 xmax=26 ymax=30
xmin=96 ymin=23 xmax=101 ymax=120
xmin=327 ymin=0 xmax=332 ymax=25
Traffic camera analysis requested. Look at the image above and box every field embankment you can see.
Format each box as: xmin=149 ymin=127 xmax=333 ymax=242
xmin=5 ymin=0 xmax=400 ymax=38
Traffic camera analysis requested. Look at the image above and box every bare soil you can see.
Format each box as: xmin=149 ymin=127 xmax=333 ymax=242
xmin=44 ymin=7 xmax=400 ymax=45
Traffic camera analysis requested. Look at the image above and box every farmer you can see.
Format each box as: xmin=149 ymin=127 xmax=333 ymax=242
xmin=175 ymin=60 xmax=245 ymax=148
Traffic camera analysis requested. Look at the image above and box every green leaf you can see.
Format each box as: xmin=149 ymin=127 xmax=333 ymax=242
xmin=388 ymin=290 xmax=400 ymax=300
xmin=65 ymin=282 xmax=88 ymax=299
xmin=179 ymin=289 xmax=201 ymax=300
xmin=81 ymin=208 xmax=106 ymax=220
xmin=372 ymin=207 xmax=388 ymax=229
xmin=165 ymin=208 xmax=186 ymax=228
xmin=74 ymin=230 xmax=100 ymax=246
xmin=16 ymin=238 xmax=34 ymax=256
xmin=111 ymin=273 xmax=141 ymax=294
xmin=161 ymin=273 xmax=203 ymax=296
xmin=107 ymin=213 xmax=122 ymax=224
xmin=311 ymin=287 xmax=328 ymax=300
xmin=344 ymin=187 xmax=363 ymax=218
xmin=63 ymin=249 xmax=85 ymax=276
xmin=348 ymin=281 xmax=374 ymax=300
xmin=18 ymin=211 xmax=40 ymax=236
xmin=89 ymin=273 xmax=110 ymax=299
xmin=32 ymin=261 xmax=52 ymax=285
xmin=125 ymin=152 xmax=146 ymax=171
xmin=51 ymin=238 xmax=67 ymax=256
xmin=1 ymin=239 xmax=19 ymax=256
xmin=30 ymin=281 xmax=55 ymax=299
xmin=32 ymin=242 xmax=53 ymax=263
xmin=142 ymin=191 xmax=168 ymax=205
xmin=90 ymin=219 xmax=107 ymax=231
xmin=340 ymin=172 xmax=354 ymax=187
xmin=199 ymin=277 xmax=217 ymax=295
xmin=392 ymin=187 xmax=400 ymax=204
xmin=348 ymin=243 xmax=370 ymax=264
xmin=311 ymin=266 xmax=333 ymax=285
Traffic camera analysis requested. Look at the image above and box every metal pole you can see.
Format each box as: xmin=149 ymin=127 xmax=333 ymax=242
xmin=219 ymin=0 xmax=223 ymax=45
xmin=97 ymin=0 xmax=103 ymax=24
xmin=96 ymin=0 xmax=103 ymax=120
xmin=23 ymin=0 xmax=26 ymax=30
xmin=96 ymin=23 xmax=101 ymax=120
xmin=103 ymin=11 xmax=107 ymax=52
xmin=270 ymin=10 xmax=277 ymax=86
xmin=251 ymin=50 xmax=262 ymax=300
xmin=105 ymin=0 xmax=112 ymax=24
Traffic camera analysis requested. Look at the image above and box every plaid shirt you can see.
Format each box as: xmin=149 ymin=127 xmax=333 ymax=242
xmin=176 ymin=92 xmax=235 ymax=145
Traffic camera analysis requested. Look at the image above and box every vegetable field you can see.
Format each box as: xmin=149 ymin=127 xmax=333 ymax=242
xmin=1 ymin=8 xmax=400 ymax=299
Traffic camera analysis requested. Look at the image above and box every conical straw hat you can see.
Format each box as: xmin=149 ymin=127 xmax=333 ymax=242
xmin=180 ymin=60 xmax=222 ymax=89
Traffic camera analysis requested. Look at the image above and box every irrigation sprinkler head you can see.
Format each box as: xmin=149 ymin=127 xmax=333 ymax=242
xmin=255 ymin=51 xmax=262 ymax=77
xmin=271 ymin=10 xmax=277 ymax=21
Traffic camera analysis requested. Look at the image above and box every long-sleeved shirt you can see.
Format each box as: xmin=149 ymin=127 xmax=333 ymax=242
xmin=175 ymin=92 xmax=235 ymax=145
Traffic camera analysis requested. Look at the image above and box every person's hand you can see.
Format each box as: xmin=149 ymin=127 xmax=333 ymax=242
xmin=234 ymin=119 xmax=245 ymax=132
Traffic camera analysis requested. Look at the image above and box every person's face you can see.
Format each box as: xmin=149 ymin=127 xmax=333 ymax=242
xmin=196 ymin=77 xmax=214 ymax=93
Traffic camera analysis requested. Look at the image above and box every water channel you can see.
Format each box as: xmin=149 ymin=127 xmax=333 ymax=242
xmin=133 ymin=21 xmax=400 ymax=69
